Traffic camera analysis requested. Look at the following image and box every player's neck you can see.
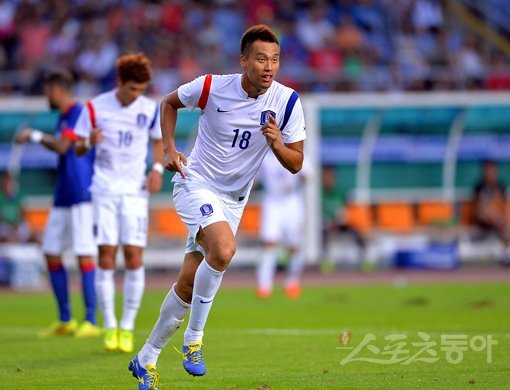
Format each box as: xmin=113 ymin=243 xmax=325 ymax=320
xmin=241 ymin=74 xmax=268 ymax=99
xmin=59 ymin=98 xmax=75 ymax=115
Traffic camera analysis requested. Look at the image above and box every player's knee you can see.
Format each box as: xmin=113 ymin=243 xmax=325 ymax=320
xmin=208 ymin=242 xmax=236 ymax=269
xmin=125 ymin=258 xmax=143 ymax=269
xmin=98 ymin=254 xmax=115 ymax=269
xmin=123 ymin=247 xmax=143 ymax=269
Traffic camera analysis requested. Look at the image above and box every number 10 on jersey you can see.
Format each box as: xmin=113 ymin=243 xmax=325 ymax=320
xmin=231 ymin=129 xmax=251 ymax=150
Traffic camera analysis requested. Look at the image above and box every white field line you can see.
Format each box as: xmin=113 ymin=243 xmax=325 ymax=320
xmin=1 ymin=327 xmax=509 ymax=339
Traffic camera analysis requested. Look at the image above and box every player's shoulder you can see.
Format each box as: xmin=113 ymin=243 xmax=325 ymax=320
xmin=89 ymin=90 xmax=116 ymax=107
xmin=136 ymin=95 xmax=158 ymax=111
xmin=66 ymin=103 xmax=84 ymax=120
xmin=209 ymin=73 xmax=239 ymax=90
xmin=270 ymin=80 xmax=299 ymax=102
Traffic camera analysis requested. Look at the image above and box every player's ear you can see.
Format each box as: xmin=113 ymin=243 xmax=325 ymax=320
xmin=116 ymin=76 xmax=123 ymax=88
xmin=240 ymin=55 xmax=247 ymax=70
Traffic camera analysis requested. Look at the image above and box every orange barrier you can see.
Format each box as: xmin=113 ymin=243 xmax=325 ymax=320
xmin=345 ymin=203 xmax=372 ymax=233
xmin=375 ymin=202 xmax=414 ymax=233
xmin=238 ymin=204 xmax=261 ymax=235
xmin=417 ymin=201 xmax=454 ymax=225
xmin=24 ymin=209 xmax=49 ymax=232
xmin=151 ymin=208 xmax=188 ymax=238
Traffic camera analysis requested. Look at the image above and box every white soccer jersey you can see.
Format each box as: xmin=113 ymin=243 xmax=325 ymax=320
xmin=257 ymin=151 xmax=307 ymax=198
xmin=74 ymin=90 xmax=162 ymax=196
xmin=174 ymin=73 xmax=306 ymax=194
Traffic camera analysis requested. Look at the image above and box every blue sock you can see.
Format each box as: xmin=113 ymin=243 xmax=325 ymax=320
xmin=80 ymin=263 xmax=97 ymax=324
xmin=48 ymin=263 xmax=71 ymax=322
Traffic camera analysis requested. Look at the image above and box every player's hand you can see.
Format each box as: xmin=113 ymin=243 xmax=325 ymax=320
xmin=164 ymin=149 xmax=187 ymax=178
xmin=90 ymin=127 xmax=104 ymax=145
xmin=15 ymin=129 xmax=33 ymax=144
xmin=146 ymin=169 xmax=163 ymax=194
xmin=261 ymin=115 xmax=283 ymax=148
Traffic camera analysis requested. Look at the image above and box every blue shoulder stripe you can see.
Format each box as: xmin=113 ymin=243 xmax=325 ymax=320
xmin=149 ymin=105 xmax=159 ymax=129
xmin=280 ymin=91 xmax=299 ymax=132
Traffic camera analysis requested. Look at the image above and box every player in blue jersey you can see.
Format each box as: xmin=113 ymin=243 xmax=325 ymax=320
xmin=16 ymin=70 xmax=99 ymax=338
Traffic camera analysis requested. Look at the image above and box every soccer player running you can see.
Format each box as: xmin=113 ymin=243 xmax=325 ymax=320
xmin=75 ymin=53 xmax=164 ymax=353
xmin=15 ymin=70 xmax=98 ymax=337
xmin=129 ymin=25 xmax=306 ymax=389
xmin=256 ymin=152 xmax=308 ymax=299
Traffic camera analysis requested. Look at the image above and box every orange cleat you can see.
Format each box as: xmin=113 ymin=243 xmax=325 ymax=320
xmin=285 ymin=283 xmax=301 ymax=299
xmin=256 ymin=288 xmax=272 ymax=299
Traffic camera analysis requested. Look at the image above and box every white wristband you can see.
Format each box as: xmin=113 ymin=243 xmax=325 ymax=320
xmin=84 ymin=138 xmax=91 ymax=149
xmin=30 ymin=130 xmax=43 ymax=143
xmin=152 ymin=162 xmax=164 ymax=174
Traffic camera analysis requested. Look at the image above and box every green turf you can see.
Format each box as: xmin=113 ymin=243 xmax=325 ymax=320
xmin=2 ymin=281 xmax=509 ymax=389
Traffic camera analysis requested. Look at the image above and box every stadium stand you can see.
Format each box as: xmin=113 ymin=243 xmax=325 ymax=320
xmin=0 ymin=0 xmax=509 ymax=95
xmin=1 ymin=0 xmax=509 ymax=273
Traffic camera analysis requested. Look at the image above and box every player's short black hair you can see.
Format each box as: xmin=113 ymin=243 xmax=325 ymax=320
xmin=240 ymin=24 xmax=279 ymax=56
xmin=43 ymin=70 xmax=74 ymax=90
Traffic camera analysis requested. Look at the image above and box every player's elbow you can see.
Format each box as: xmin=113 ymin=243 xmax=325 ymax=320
xmin=288 ymin=160 xmax=303 ymax=175
xmin=55 ymin=143 xmax=72 ymax=155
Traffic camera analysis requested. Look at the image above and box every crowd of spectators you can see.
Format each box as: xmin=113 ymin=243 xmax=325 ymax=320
xmin=0 ymin=0 xmax=509 ymax=96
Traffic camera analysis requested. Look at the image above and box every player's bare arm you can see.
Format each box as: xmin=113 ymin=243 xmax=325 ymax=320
xmin=146 ymin=138 xmax=164 ymax=193
xmin=261 ymin=115 xmax=303 ymax=174
xmin=160 ymin=90 xmax=187 ymax=178
xmin=75 ymin=127 xmax=104 ymax=156
xmin=16 ymin=128 xmax=73 ymax=155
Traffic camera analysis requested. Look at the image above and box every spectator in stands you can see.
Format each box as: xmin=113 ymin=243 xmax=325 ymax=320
xmin=0 ymin=172 xmax=33 ymax=243
xmin=472 ymin=160 xmax=510 ymax=264
xmin=321 ymin=165 xmax=369 ymax=271
xmin=0 ymin=0 xmax=508 ymax=94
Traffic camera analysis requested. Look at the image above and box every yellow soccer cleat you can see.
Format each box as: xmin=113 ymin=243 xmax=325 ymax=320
xmin=38 ymin=319 xmax=78 ymax=338
xmin=104 ymin=328 xmax=119 ymax=351
xmin=118 ymin=329 xmax=134 ymax=353
xmin=74 ymin=321 xmax=101 ymax=338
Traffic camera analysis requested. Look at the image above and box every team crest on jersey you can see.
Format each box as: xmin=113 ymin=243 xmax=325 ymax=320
xmin=260 ymin=110 xmax=276 ymax=125
xmin=137 ymin=113 xmax=148 ymax=128
xmin=200 ymin=203 xmax=214 ymax=217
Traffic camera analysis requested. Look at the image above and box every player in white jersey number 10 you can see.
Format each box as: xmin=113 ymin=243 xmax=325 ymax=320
xmin=75 ymin=53 xmax=164 ymax=356
xmin=129 ymin=24 xmax=306 ymax=389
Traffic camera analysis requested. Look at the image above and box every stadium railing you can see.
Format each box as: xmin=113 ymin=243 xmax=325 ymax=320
xmin=1 ymin=92 xmax=510 ymax=268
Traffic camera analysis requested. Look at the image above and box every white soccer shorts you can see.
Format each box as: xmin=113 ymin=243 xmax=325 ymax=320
xmin=260 ymin=194 xmax=305 ymax=248
xmin=172 ymin=180 xmax=248 ymax=255
xmin=42 ymin=202 xmax=97 ymax=256
xmin=93 ymin=194 xmax=149 ymax=247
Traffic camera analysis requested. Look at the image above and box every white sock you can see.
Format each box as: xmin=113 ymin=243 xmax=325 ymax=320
xmin=95 ymin=268 xmax=117 ymax=329
xmin=138 ymin=284 xmax=190 ymax=368
xmin=286 ymin=250 xmax=304 ymax=285
xmin=257 ymin=247 xmax=278 ymax=290
xmin=183 ymin=260 xmax=224 ymax=344
xmin=120 ymin=267 xmax=145 ymax=331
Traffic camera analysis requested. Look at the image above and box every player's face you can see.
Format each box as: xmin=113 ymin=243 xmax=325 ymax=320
xmin=116 ymin=80 xmax=148 ymax=106
xmin=241 ymin=40 xmax=280 ymax=95
xmin=43 ymin=84 xmax=62 ymax=110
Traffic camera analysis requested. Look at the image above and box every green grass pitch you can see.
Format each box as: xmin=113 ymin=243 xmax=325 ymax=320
xmin=2 ymin=281 xmax=509 ymax=389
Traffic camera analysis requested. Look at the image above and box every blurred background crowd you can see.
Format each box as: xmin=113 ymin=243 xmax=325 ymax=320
xmin=0 ymin=0 xmax=509 ymax=96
